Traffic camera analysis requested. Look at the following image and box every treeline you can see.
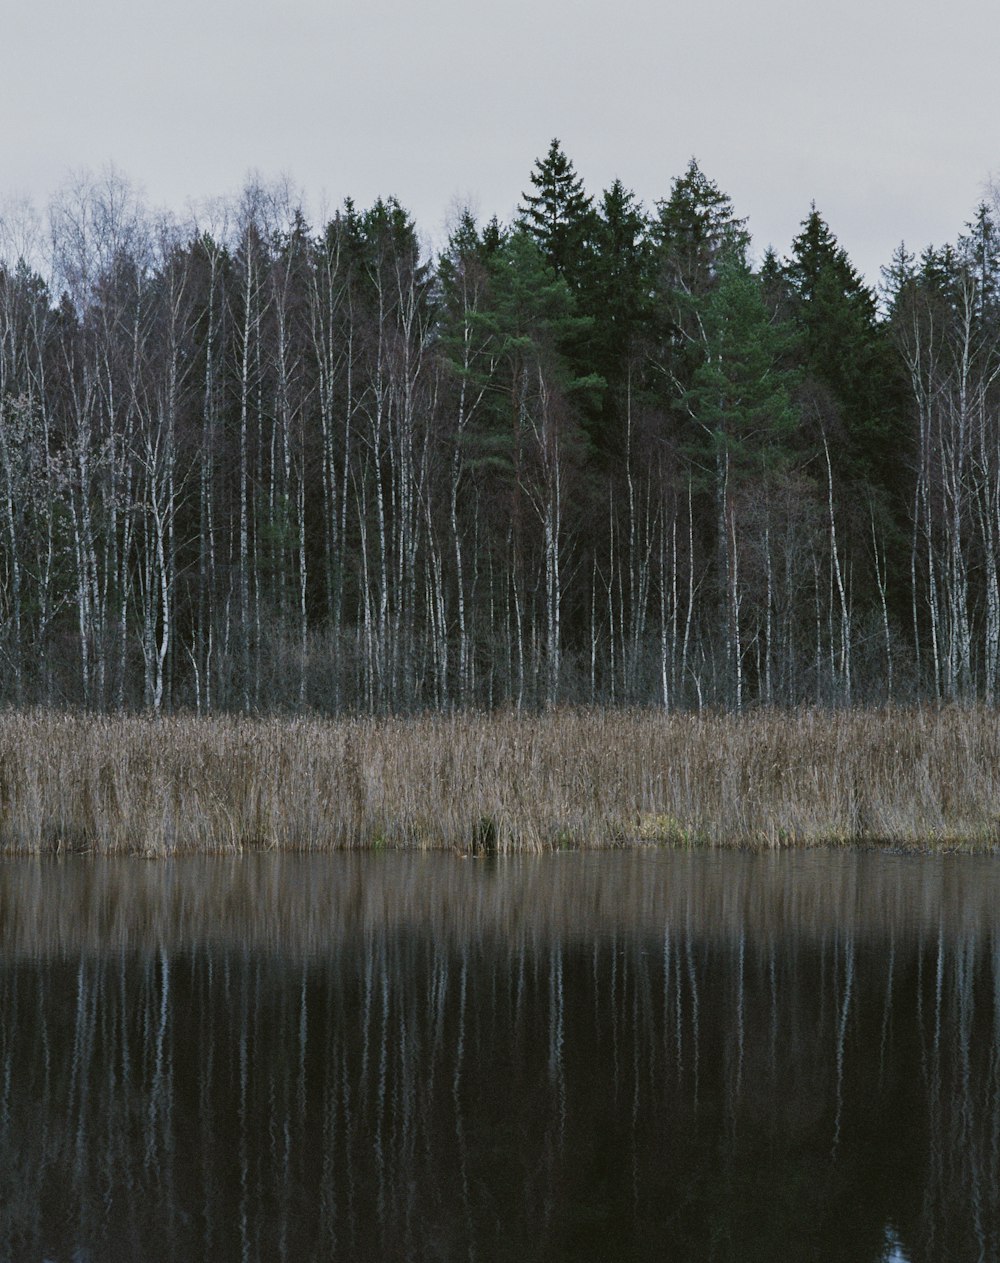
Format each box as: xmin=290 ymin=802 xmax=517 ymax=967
xmin=0 ymin=145 xmax=998 ymax=713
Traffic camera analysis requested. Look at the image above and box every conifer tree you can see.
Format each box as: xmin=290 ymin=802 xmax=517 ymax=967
xmin=588 ymin=181 xmax=651 ymax=382
xmin=479 ymin=229 xmax=597 ymax=704
xmin=783 ymin=206 xmax=906 ymax=495
xmin=518 ymin=139 xmax=595 ymax=291
xmin=547 ymin=178 xmax=652 ymax=456
xmin=958 ymin=203 xmax=1000 ymax=326
xmin=676 ymin=249 xmax=801 ymax=707
xmin=652 ymin=159 xmax=750 ymax=299
xmin=650 ymin=160 xmax=751 ymax=395
xmin=680 ymin=253 xmax=799 ymax=483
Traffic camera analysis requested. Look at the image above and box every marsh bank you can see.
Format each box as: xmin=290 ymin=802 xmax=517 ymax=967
xmin=2 ymin=705 xmax=1000 ymax=855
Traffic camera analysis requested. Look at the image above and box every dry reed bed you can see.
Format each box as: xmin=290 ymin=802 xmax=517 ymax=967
xmin=0 ymin=706 xmax=999 ymax=856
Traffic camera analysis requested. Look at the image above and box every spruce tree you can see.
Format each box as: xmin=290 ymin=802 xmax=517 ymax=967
xmin=650 ymin=160 xmax=751 ymax=395
xmin=582 ymin=179 xmax=652 ymax=454
xmin=679 ymin=250 xmax=800 ymax=490
xmin=675 ymin=249 xmax=801 ymax=708
xmin=783 ymin=206 xmax=907 ymax=498
xmin=652 ymin=159 xmax=750 ymax=298
xmin=589 ymin=179 xmax=650 ymax=375
xmin=518 ymin=139 xmax=595 ymax=291
xmin=958 ymin=203 xmax=1000 ymax=327
xmin=518 ymin=142 xmax=606 ymax=442
xmin=434 ymin=211 xmax=506 ymax=479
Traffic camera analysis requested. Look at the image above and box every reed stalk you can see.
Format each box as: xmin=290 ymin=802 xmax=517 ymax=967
xmin=0 ymin=706 xmax=998 ymax=856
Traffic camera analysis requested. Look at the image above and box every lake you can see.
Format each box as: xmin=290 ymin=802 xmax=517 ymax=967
xmin=1 ymin=850 xmax=998 ymax=1261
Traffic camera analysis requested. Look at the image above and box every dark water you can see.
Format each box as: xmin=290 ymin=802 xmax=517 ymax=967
xmin=1 ymin=851 xmax=998 ymax=1263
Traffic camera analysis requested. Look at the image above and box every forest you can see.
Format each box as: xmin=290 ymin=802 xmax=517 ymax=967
xmin=1 ymin=141 xmax=998 ymax=715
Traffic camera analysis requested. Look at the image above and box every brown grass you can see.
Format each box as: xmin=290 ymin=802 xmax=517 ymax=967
xmin=1 ymin=705 xmax=999 ymax=856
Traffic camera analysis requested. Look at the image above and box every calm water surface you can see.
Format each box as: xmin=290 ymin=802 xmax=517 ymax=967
xmin=1 ymin=850 xmax=998 ymax=1262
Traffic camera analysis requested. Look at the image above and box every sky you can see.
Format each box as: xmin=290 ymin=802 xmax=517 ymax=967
xmin=2 ymin=0 xmax=999 ymax=285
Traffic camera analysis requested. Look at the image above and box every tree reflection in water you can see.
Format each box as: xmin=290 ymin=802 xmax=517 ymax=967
xmin=0 ymin=851 xmax=998 ymax=1262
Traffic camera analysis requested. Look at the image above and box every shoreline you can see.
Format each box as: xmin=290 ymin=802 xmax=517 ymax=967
xmin=1 ymin=706 xmax=999 ymax=857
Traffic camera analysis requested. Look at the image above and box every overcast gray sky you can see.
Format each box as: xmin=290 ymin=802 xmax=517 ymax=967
xmin=3 ymin=0 xmax=998 ymax=283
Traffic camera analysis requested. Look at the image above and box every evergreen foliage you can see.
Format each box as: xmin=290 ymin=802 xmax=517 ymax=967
xmin=783 ymin=206 xmax=907 ymax=496
xmin=1 ymin=153 xmax=999 ymax=712
xmin=679 ymin=250 xmax=799 ymax=488
xmin=517 ymin=138 xmax=595 ymax=290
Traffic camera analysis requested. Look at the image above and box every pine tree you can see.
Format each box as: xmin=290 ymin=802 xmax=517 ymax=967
xmin=480 ymin=230 xmax=600 ymax=432
xmin=676 ymin=249 xmax=801 ymax=707
xmin=679 ymin=250 xmax=799 ymax=489
xmin=438 ymin=228 xmax=590 ymax=489
xmin=479 ymin=230 xmax=598 ymax=704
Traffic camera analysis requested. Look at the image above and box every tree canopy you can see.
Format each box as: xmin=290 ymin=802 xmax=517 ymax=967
xmin=0 ymin=148 xmax=998 ymax=711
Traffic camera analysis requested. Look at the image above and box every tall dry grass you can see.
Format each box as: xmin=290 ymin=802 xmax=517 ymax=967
xmin=1 ymin=706 xmax=999 ymax=856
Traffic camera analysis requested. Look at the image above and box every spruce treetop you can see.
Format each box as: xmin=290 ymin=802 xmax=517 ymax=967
xmin=653 ymin=158 xmax=750 ymax=291
xmin=518 ymin=139 xmax=595 ymax=286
